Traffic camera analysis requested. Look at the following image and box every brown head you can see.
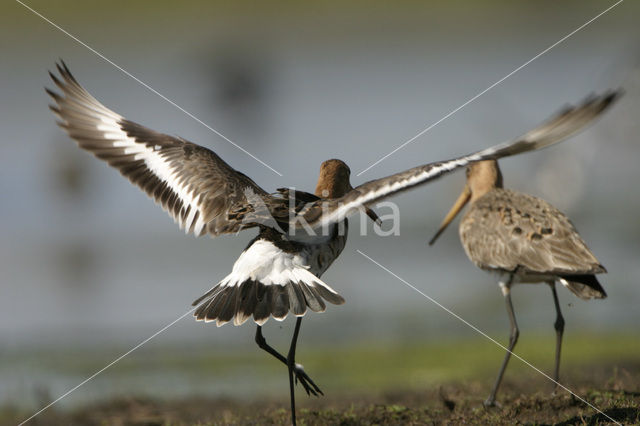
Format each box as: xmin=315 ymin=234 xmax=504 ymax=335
xmin=466 ymin=160 xmax=503 ymax=202
xmin=429 ymin=160 xmax=503 ymax=245
xmin=314 ymin=159 xmax=352 ymax=199
xmin=314 ymin=159 xmax=381 ymax=226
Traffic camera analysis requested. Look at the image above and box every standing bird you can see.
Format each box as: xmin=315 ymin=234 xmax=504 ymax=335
xmin=47 ymin=61 xmax=619 ymax=424
xmin=429 ymin=158 xmax=609 ymax=407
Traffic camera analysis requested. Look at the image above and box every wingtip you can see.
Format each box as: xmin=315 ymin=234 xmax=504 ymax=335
xmin=48 ymin=69 xmax=63 ymax=88
xmin=583 ymin=88 xmax=623 ymax=114
xmin=44 ymin=86 xmax=60 ymax=100
xmin=47 ymin=103 xmax=61 ymax=115
xmin=603 ymin=88 xmax=624 ymax=107
xmin=556 ymin=88 xmax=622 ymax=120
xmin=50 ymin=59 xmax=80 ymax=88
xmin=55 ymin=61 xmax=65 ymax=77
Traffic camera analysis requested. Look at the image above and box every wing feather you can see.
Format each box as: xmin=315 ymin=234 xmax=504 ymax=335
xmin=303 ymin=91 xmax=620 ymax=230
xmin=47 ymin=61 xmax=270 ymax=237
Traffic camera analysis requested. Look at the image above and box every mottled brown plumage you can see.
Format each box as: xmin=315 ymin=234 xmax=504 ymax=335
xmin=460 ymin=162 xmax=606 ymax=298
xmin=430 ymin=159 xmax=608 ymax=406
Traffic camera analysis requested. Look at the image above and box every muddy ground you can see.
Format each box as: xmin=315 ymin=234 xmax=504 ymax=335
xmin=6 ymin=361 xmax=639 ymax=425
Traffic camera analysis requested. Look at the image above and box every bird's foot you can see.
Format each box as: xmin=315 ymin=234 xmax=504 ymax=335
xmin=483 ymin=398 xmax=501 ymax=408
xmin=293 ymin=363 xmax=323 ymax=397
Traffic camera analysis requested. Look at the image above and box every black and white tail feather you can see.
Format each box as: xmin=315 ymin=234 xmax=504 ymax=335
xmin=192 ymin=239 xmax=344 ymax=326
xmin=559 ymin=274 xmax=607 ymax=300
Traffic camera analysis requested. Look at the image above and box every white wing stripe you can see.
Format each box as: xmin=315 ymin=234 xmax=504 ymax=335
xmin=307 ymin=92 xmax=620 ymax=232
xmin=49 ymin=63 xmax=277 ymax=237
xmin=140 ymin=144 xmax=206 ymax=233
xmin=94 ymin=113 xmax=207 ymax=234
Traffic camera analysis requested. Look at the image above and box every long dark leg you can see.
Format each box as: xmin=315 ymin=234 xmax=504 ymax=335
xmin=485 ymin=276 xmax=518 ymax=407
xmin=256 ymin=325 xmax=287 ymax=363
xmin=255 ymin=325 xmax=323 ymax=397
xmin=550 ymin=281 xmax=565 ymax=393
xmin=287 ymin=318 xmax=303 ymax=426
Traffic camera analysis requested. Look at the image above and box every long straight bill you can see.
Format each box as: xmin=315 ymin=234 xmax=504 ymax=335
xmin=429 ymin=184 xmax=471 ymax=245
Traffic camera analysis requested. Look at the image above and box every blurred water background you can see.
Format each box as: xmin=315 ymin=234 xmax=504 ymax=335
xmin=1 ymin=0 xmax=639 ymax=412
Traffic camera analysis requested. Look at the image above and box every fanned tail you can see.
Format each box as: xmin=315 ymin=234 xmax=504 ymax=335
xmin=193 ymin=272 xmax=344 ymax=327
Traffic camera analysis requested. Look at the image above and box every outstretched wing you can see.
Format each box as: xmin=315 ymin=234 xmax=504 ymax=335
xmin=300 ymin=90 xmax=621 ymax=230
xmin=47 ymin=62 xmax=270 ymax=236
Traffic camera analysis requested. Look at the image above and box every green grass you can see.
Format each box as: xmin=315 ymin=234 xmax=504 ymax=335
xmin=16 ymin=332 xmax=640 ymax=379
xmin=292 ymin=333 xmax=640 ymax=393
xmin=7 ymin=332 xmax=636 ymax=394
xmin=3 ymin=333 xmax=638 ymax=425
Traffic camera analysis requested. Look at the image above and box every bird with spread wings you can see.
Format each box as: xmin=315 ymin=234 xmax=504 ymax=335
xmin=47 ymin=61 xmax=620 ymax=425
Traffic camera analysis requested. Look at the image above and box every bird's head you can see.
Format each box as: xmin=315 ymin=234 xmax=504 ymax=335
xmin=429 ymin=160 xmax=503 ymax=245
xmin=315 ymin=159 xmax=352 ymax=199
xmin=315 ymin=159 xmax=380 ymax=225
